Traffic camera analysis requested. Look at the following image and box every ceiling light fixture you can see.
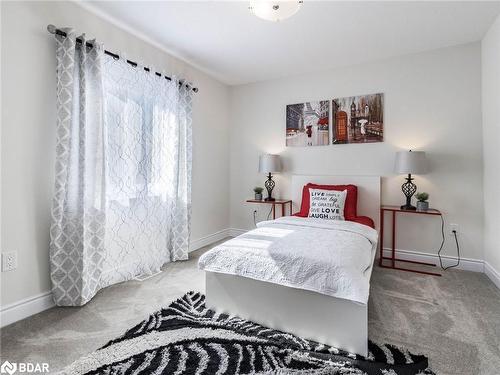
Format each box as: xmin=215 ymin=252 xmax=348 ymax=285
xmin=249 ymin=1 xmax=303 ymax=22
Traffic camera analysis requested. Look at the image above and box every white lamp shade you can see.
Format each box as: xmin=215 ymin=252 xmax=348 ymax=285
xmin=394 ymin=151 xmax=427 ymax=175
xmin=259 ymin=154 xmax=282 ymax=173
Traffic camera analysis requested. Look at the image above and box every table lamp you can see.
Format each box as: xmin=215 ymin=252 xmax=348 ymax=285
xmin=259 ymin=154 xmax=282 ymax=201
xmin=394 ymin=150 xmax=427 ymax=210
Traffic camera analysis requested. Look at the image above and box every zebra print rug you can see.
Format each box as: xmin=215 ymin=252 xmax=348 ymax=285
xmin=60 ymin=292 xmax=435 ymax=374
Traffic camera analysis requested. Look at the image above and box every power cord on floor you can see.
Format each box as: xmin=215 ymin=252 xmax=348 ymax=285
xmin=437 ymin=215 xmax=461 ymax=270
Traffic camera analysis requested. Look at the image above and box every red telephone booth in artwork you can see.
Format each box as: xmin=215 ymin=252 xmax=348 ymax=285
xmin=335 ymin=111 xmax=348 ymax=143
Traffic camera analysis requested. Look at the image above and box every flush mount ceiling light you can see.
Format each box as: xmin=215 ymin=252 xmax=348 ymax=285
xmin=249 ymin=1 xmax=303 ymax=22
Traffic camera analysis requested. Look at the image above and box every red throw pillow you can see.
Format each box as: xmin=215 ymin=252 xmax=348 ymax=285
xmin=298 ymin=183 xmax=358 ymax=219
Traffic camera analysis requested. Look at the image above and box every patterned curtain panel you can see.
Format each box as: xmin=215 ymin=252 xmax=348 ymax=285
xmin=50 ymin=29 xmax=106 ymax=306
xmin=50 ymin=29 xmax=193 ymax=306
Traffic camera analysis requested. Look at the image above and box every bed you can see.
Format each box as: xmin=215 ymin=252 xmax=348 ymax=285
xmin=199 ymin=175 xmax=380 ymax=356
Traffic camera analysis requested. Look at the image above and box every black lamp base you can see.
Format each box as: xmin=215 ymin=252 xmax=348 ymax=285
xmin=264 ymin=172 xmax=276 ymax=201
xmin=400 ymin=203 xmax=416 ymax=211
xmin=400 ymin=173 xmax=417 ymax=211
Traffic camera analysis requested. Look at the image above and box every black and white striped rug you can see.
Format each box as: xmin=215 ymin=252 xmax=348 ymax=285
xmin=61 ymin=292 xmax=435 ymax=374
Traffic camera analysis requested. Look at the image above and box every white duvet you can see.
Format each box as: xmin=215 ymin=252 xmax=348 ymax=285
xmin=198 ymin=216 xmax=378 ymax=305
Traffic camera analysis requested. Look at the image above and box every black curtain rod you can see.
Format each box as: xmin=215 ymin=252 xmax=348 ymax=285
xmin=47 ymin=25 xmax=198 ymax=93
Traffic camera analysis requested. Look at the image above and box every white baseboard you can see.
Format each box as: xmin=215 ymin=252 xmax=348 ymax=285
xmin=1 ymin=291 xmax=54 ymax=328
xmin=228 ymin=228 xmax=248 ymax=237
xmin=381 ymin=248 xmax=484 ymax=272
xmin=189 ymin=229 xmax=232 ymax=252
xmin=484 ymin=262 xmax=500 ymax=290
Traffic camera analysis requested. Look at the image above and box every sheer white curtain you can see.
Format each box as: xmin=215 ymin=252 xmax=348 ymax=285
xmin=50 ymin=29 xmax=192 ymax=306
xmin=100 ymin=55 xmax=192 ymax=288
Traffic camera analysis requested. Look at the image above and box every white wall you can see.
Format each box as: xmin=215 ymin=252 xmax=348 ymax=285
xmin=229 ymin=43 xmax=484 ymax=262
xmin=1 ymin=1 xmax=230 ymax=307
xmin=482 ymin=14 xmax=500 ymax=284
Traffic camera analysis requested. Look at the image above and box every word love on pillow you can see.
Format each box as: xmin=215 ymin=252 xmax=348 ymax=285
xmin=308 ymin=189 xmax=347 ymax=221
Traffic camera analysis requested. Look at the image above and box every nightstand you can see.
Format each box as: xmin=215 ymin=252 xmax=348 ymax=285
xmin=246 ymin=199 xmax=292 ymax=220
xmin=379 ymin=205 xmax=442 ymax=276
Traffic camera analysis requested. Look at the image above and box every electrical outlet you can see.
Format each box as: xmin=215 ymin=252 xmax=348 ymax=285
xmin=2 ymin=251 xmax=18 ymax=272
xmin=449 ymin=223 xmax=459 ymax=236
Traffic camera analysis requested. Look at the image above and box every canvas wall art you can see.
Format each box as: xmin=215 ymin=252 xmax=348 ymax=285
xmin=332 ymin=93 xmax=384 ymax=144
xmin=286 ymin=101 xmax=329 ymax=147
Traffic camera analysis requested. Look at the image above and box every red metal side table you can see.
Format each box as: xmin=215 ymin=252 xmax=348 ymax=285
xmin=379 ymin=205 xmax=442 ymax=276
xmin=246 ymin=199 xmax=292 ymax=220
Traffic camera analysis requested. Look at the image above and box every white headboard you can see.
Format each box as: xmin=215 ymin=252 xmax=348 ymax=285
xmin=291 ymin=175 xmax=381 ymax=231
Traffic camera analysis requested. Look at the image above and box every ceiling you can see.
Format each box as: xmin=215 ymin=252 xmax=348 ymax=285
xmin=84 ymin=1 xmax=500 ymax=85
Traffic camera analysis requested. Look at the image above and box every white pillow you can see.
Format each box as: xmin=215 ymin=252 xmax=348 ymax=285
xmin=308 ymin=188 xmax=347 ymax=221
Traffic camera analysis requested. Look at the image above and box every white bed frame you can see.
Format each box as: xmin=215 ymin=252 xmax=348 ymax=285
xmin=205 ymin=175 xmax=380 ymax=356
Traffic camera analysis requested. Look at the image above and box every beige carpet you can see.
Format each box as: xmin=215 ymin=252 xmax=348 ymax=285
xmin=1 ymin=241 xmax=499 ymax=374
